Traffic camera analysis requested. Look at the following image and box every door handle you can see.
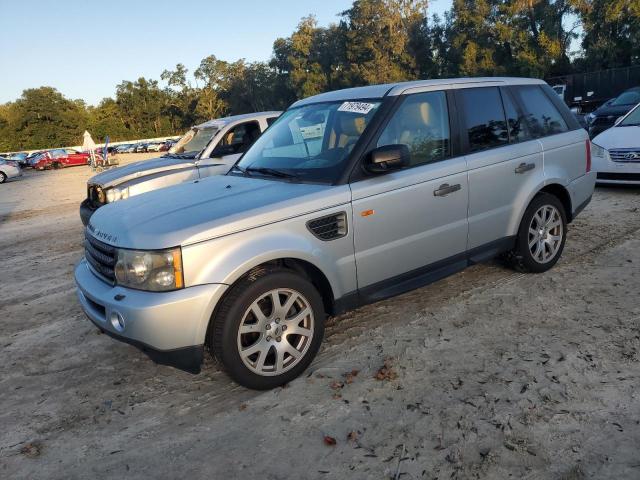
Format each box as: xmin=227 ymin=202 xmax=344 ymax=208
xmin=433 ymin=183 xmax=461 ymax=197
xmin=515 ymin=162 xmax=535 ymax=174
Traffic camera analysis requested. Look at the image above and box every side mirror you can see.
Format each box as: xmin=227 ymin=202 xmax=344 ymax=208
xmin=364 ymin=144 xmax=410 ymax=174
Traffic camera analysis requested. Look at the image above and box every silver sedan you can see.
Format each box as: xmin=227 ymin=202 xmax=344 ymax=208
xmin=0 ymin=159 xmax=22 ymax=183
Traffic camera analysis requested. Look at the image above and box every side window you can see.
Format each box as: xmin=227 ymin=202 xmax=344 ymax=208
xmin=501 ymin=89 xmax=532 ymax=143
xmin=512 ymin=86 xmax=568 ymax=138
xmin=214 ymin=121 xmax=261 ymax=155
xmin=377 ymin=91 xmax=450 ymax=167
xmin=459 ymin=87 xmax=508 ymax=152
xmin=266 ymin=116 xmax=278 ymax=126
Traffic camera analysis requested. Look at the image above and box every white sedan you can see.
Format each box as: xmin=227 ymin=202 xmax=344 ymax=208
xmin=146 ymin=142 xmax=163 ymax=152
xmin=592 ymin=103 xmax=640 ymax=184
xmin=0 ymin=159 xmax=22 ymax=183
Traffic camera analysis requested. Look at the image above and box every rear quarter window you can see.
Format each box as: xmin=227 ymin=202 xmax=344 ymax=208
xmin=512 ymin=86 xmax=568 ymax=138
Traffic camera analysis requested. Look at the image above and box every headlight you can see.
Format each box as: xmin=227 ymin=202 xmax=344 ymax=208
xmin=105 ymin=186 xmax=129 ymax=203
xmin=591 ymin=143 xmax=606 ymax=158
xmin=114 ymin=247 xmax=184 ymax=291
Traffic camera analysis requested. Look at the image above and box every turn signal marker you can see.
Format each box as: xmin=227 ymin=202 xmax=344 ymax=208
xmin=360 ymin=209 xmax=375 ymax=217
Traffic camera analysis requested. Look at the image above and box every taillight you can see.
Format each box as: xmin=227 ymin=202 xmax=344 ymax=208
xmin=585 ymin=140 xmax=591 ymax=173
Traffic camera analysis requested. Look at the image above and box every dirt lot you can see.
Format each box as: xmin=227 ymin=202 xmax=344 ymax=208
xmin=1 ymin=157 xmax=639 ymax=479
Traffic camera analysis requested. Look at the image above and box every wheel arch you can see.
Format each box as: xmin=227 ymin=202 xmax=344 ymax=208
xmin=203 ymin=257 xmax=336 ymax=349
xmin=512 ymin=181 xmax=573 ymax=237
xmin=539 ymin=183 xmax=573 ymax=222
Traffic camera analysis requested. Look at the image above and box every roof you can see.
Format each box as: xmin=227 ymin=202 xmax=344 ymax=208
xmin=194 ymin=111 xmax=282 ymax=130
xmin=292 ymin=77 xmax=546 ymax=107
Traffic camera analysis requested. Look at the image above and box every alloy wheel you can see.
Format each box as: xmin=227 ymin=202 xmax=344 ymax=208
xmin=528 ymin=205 xmax=563 ymax=264
xmin=236 ymin=288 xmax=314 ymax=376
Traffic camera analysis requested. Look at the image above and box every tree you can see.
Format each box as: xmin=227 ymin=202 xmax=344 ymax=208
xmin=2 ymin=87 xmax=88 ymax=150
xmin=572 ymin=0 xmax=640 ymax=70
xmin=340 ymin=0 xmax=428 ymax=85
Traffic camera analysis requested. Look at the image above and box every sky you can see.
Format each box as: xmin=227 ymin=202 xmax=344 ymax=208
xmin=0 ymin=0 xmax=452 ymax=106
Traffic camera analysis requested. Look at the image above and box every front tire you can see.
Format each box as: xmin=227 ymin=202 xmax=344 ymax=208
xmin=0 ymin=172 xmax=6 ymax=184
xmin=209 ymin=268 xmax=326 ymax=390
xmin=509 ymin=193 xmax=567 ymax=273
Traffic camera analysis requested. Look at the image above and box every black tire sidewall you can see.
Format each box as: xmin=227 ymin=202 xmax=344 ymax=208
xmin=212 ymin=270 xmax=326 ymax=390
xmin=0 ymin=173 xmax=6 ymax=183
xmin=516 ymin=193 xmax=567 ymax=273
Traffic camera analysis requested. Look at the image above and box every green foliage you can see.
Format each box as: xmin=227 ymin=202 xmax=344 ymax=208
xmin=1 ymin=0 xmax=638 ymax=151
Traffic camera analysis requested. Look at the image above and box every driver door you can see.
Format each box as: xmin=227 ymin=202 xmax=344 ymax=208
xmin=197 ymin=121 xmax=262 ymax=178
xmin=350 ymin=91 xmax=469 ymax=300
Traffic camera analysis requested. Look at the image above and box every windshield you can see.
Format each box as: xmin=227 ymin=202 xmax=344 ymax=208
xmin=619 ymin=104 xmax=640 ymax=126
xmin=234 ymin=100 xmax=382 ymax=183
xmin=611 ymin=90 xmax=640 ymax=106
xmin=168 ymin=126 xmax=218 ymax=157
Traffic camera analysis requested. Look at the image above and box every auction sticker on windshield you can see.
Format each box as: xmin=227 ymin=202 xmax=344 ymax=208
xmin=338 ymin=102 xmax=376 ymax=115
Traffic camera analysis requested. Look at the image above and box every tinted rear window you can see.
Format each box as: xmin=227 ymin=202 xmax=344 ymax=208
xmin=512 ymin=86 xmax=568 ymax=138
xmin=459 ymin=87 xmax=509 ymax=152
xmin=502 ymin=89 xmax=531 ymax=143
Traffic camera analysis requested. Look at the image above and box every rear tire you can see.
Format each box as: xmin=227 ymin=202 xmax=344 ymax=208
xmin=508 ymin=192 xmax=567 ymax=273
xmin=209 ymin=268 xmax=326 ymax=390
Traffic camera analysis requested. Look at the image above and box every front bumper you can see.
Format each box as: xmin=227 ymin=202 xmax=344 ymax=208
xmin=593 ymin=154 xmax=640 ymax=184
xmin=79 ymin=199 xmax=98 ymax=226
xmin=75 ymin=259 xmax=228 ymax=373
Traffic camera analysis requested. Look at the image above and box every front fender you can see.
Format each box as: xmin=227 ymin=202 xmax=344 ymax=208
xmin=181 ymin=210 xmax=357 ymax=302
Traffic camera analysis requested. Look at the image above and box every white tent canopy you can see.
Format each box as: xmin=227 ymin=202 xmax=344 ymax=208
xmin=82 ymin=130 xmax=97 ymax=152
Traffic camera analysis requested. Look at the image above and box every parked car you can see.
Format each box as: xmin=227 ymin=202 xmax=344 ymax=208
xmin=75 ymin=78 xmax=595 ymax=389
xmin=134 ymin=143 xmax=149 ymax=153
xmin=591 ymin=102 xmax=640 ymax=184
xmin=33 ymin=149 xmax=90 ymax=170
xmin=0 ymin=158 xmax=22 ymax=183
xmin=586 ymin=87 xmax=640 ymax=138
xmin=119 ymin=144 xmax=137 ymax=154
xmin=0 ymin=155 xmax=20 ymax=168
xmin=24 ymin=151 xmax=44 ymax=167
xmin=145 ymin=142 xmax=163 ymax=152
xmin=79 ymin=111 xmax=281 ymax=225
xmin=6 ymin=152 xmax=29 ymax=166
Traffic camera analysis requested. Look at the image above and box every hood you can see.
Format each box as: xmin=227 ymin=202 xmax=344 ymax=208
xmin=88 ymin=175 xmax=350 ymax=250
xmin=593 ymin=104 xmax=634 ymax=119
xmin=88 ymin=155 xmax=196 ymax=188
xmin=592 ymin=125 xmax=640 ymax=150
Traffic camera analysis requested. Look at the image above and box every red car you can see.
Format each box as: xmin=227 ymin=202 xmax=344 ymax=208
xmin=33 ymin=149 xmax=90 ymax=170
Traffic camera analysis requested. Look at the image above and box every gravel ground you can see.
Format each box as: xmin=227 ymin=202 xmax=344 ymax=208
xmin=0 ymin=159 xmax=639 ymax=479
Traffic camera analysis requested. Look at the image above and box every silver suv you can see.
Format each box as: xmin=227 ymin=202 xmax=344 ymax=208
xmin=79 ymin=112 xmax=281 ymax=225
xmin=75 ymin=78 xmax=595 ymax=389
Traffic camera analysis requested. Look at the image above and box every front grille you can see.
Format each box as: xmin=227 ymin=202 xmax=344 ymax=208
xmin=597 ymin=172 xmax=640 ymax=181
xmin=84 ymin=230 xmax=117 ymax=283
xmin=307 ymin=212 xmax=348 ymax=241
xmin=609 ymin=149 xmax=640 ymax=163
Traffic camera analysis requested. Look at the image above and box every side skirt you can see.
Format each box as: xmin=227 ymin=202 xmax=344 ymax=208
xmin=333 ymin=236 xmax=516 ymax=316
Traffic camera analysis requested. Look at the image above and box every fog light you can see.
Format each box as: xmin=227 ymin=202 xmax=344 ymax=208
xmin=110 ymin=311 xmax=125 ymax=332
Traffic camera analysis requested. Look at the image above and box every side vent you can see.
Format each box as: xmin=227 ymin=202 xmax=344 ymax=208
xmin=307 ymin=212 xmax=348 ymax=241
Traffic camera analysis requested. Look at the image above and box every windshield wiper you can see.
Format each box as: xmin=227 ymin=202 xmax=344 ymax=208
xmin=620 ymin=123 xmax=640 ymax=127
xmin=246 ymin=167 xmax=299 ymax=180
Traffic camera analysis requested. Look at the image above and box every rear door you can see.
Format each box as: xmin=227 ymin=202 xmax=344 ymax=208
xmin=510 ymin=85 xmax=583 ymax=181
xmin=350 ymin=90 xmax=469 ymax=298
xmin=460 ymin=86 xmax=543 ymax=251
